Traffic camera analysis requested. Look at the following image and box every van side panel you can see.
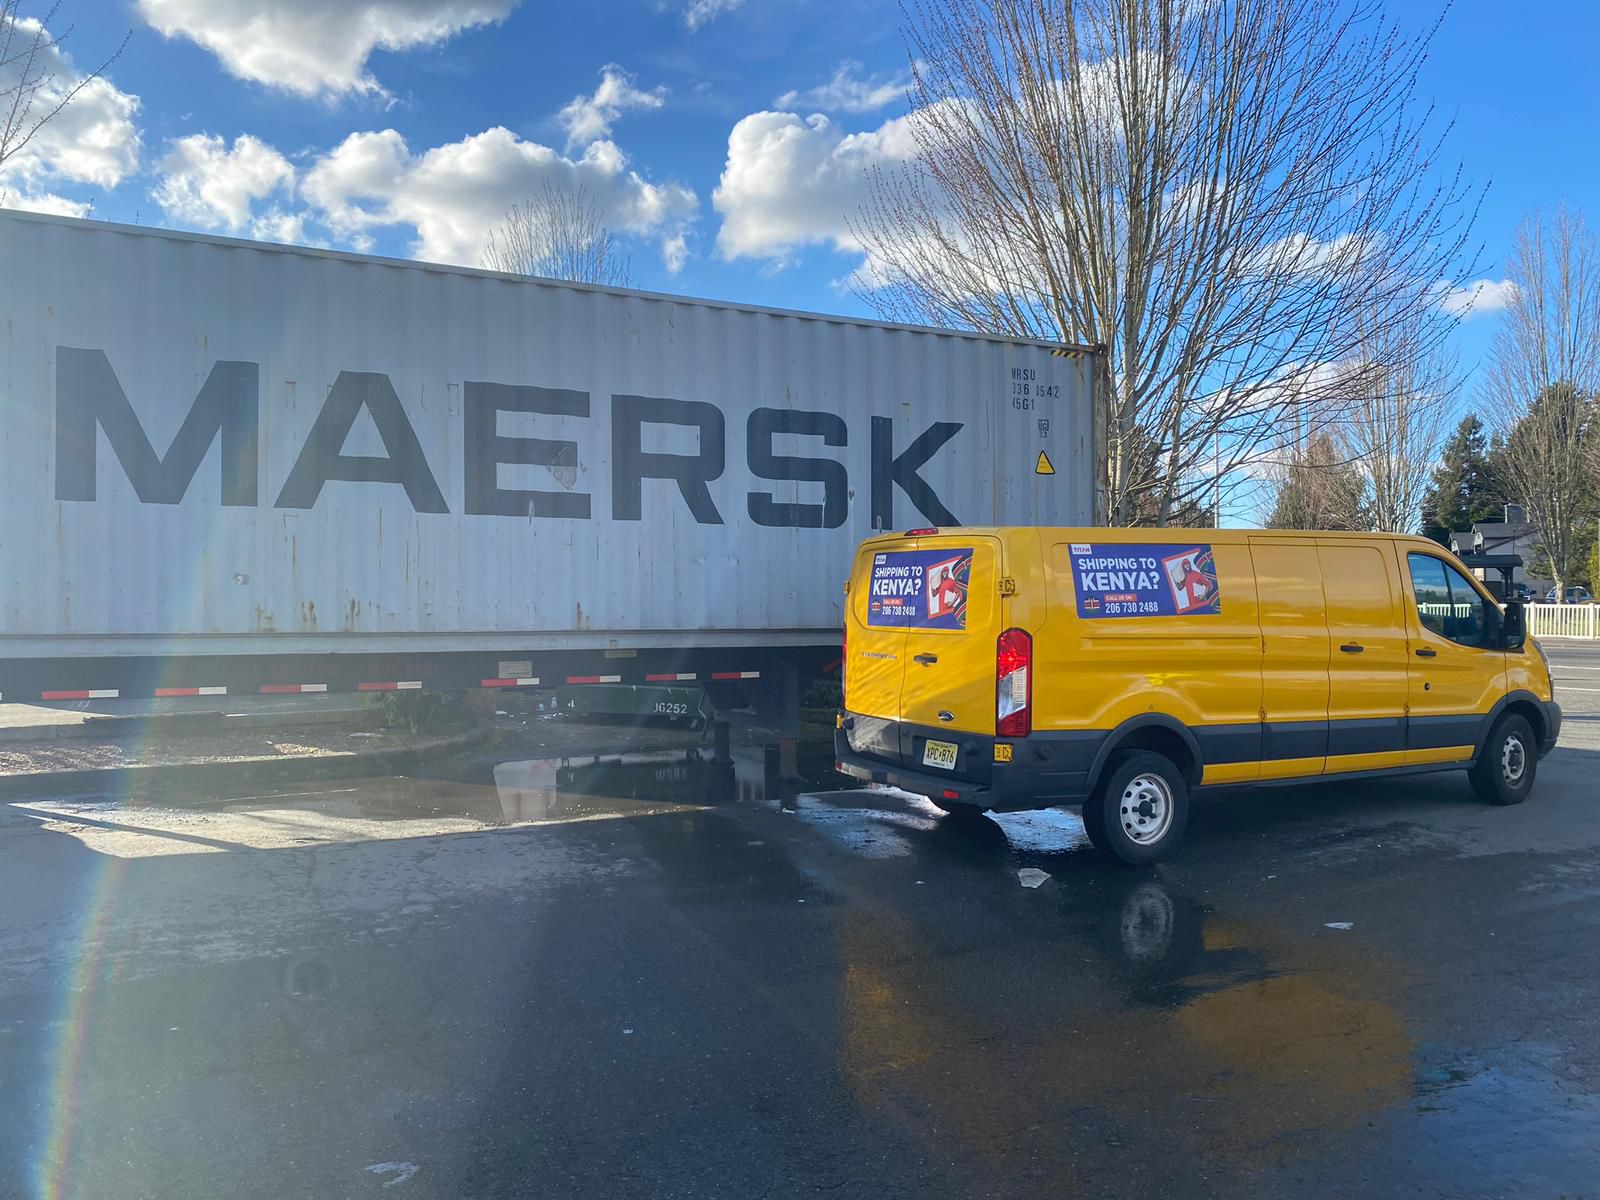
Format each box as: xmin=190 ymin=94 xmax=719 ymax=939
xmin=1038 ymin=536 xmax=1263 ymax=784
xmin=1248 ymin=540 xmax=1330 ymax=781
xmin=1318 ymin=541 xmax=1411 ymax=774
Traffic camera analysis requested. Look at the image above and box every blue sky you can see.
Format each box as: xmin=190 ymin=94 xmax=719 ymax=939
xmin=4 ymin=0 xmax=1598 ymax=396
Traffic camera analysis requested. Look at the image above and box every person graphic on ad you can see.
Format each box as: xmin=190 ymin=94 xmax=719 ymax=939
xmin=1177 ymin=557 xmax=1211 ymax=606
xmin=1160 ymin=547 xmax=1219 ymax=613
xmin=926 ymin=556 xmax=969 ymax=626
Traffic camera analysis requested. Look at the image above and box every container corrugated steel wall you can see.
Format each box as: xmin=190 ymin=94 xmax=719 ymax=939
xmin=0 ymin=212 xmax=1101 ymax=657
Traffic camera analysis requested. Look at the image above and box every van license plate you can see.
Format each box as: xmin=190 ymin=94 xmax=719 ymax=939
xmin=923 ymin=740 xmax=958 ymax=770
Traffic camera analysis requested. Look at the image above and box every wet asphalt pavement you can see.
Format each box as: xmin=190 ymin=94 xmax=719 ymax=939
xmin=2 ymin=647 xmax=1599 ymax=1199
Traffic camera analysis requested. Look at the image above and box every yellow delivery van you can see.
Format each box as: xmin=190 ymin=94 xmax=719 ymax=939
xmin=834 ymin=527 xmax=1561 ymax=864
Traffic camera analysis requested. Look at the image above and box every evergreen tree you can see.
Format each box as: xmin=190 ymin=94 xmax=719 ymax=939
xmin=1420 ymin=415 xmax=1502 ymax=545
xmin=1266 ymin=434 xmax=1370 ymax=531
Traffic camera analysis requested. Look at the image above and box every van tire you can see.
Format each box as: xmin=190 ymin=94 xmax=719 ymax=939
xmin=1089 ymin=752 xmax=1189 ymax=865
xmin=1470 ymin=713 xmax=1537 ymax=806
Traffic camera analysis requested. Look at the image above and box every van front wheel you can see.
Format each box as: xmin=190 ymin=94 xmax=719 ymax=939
xmin=1090 ymin=752 xmax=1190 ymax=865
xmin=1470 ymin=713 xmax=1537 ymax=806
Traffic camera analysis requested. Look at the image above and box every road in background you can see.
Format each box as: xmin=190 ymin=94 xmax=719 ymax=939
xmin=1 ymin=696 xmax=1597 ymax=1199
xmin=1544 ymin=639 xmax=1600 ymax=750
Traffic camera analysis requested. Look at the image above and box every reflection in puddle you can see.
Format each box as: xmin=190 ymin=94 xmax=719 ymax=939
xmin=789 ymin=788 xmax=1094 ymax=860
xmin=492 ymin=748 xmax=780 ymax=823
xmin=836 ymin=866 xmax=1417 ymax=1193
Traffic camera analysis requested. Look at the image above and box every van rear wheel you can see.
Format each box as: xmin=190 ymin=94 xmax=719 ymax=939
xmin=1089 ymin=752 xmax=1190 ymax=865
xmin=1470 ymin=713 xmax=1536 ymax=806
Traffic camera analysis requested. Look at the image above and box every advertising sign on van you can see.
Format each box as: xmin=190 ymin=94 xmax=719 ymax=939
xmin=1070 ymin=543 xmax=1221 ymax=619
xmin=867 ymin=549 xmax=972 ymax=629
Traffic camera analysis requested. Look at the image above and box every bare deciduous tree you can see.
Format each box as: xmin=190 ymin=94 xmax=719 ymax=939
xmin=1338 ymin=313 xmax=1456 ymax=533
xmin=1483 ymin=208 xmax=1600 ymax=599
xmin=481 ymin=182 xmax=633 ymax=288
xmin=0 ymin=1 xmax=127 ymax=189
xmin=853 ymin=0 xmax=1480 ymax=525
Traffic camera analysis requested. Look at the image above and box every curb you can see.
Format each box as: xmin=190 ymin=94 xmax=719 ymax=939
xmin=0 ymin=726 xmax=495 ymax=801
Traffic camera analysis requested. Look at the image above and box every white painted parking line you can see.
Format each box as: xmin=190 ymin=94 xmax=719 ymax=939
xmin=1556 ymin=685 xmax=1600 ymax=693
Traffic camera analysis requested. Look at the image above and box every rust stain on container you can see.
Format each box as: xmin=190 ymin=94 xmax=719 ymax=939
xmin=254 ymin=605 xmax=275 ymax=632
xmin=301 ymin=600 xmax=317 ymax=630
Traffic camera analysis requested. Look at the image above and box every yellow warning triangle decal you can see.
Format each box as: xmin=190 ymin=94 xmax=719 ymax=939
xmin=1035 ymin=450 xmax=1055 ymax=475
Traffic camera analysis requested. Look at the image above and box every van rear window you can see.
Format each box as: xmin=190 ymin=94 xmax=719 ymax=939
xmin=1069 ymin=542 xmax=1221 ymax=618
xmin=867 ymin=549 xmax=973 ymax=629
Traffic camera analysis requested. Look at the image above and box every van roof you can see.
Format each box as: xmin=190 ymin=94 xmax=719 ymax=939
xmin=862 ymin=527 xmax=1442 ymax=547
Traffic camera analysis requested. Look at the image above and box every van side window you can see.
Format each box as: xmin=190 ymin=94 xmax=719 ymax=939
xmin=1407 ymin=553 xmax=1487 ymax=648
xmin=1442 ymin=562 xmax=1488 ymax=646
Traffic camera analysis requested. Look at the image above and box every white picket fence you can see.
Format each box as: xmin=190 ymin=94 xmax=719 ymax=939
xmin=1528 ymin=603 xmax=1600 ymax=639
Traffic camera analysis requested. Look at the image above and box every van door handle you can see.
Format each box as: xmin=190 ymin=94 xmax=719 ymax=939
xmin=914 ymin=653 xmax=938 ymax=666
xmin=1415 ymin=647 xmax=1437 ymax=658
xmin=1339 ymin=643 xmax=1364 ymax=654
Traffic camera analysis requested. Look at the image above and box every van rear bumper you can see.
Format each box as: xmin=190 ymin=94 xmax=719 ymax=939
xmin=833 ymin=723 xmax=1096 ymax=811
xmin=833 ymin=745 xmax=995 ymax=806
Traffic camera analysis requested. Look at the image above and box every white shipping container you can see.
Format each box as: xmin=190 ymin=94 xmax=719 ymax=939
xmin=0 ymin=211 xmax=1103 ymax=660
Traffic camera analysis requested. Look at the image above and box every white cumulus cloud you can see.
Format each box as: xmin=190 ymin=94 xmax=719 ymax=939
xmin=135 ymin=0 xmax=517 ymax=99
xmin=152 ymin=134 xmax=296 ymax=230
xmin=684 ymin=0 xmax=743 ymax=30
xmin=250 ymin=208 xmax=321 ymax=246
xmin=0 ymin=14 xmax=141 ymax=200
xmin=303 ymin=126 xmax=697 ymax=270
xmin=0 ymin=190 xmax=92 ymax=217
xmin=557 ymin=65 xmax=665 ymax=150
xmin=713 ymin=110 xmax=922 ymax=262
xmin=776 ymin=61 xmax=914 ymax=114
xmin=1439 ymin=277 xmax=1517 ymax=319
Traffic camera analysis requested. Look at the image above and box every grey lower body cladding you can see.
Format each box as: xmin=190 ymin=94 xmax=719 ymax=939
xmin=834 ymin=699 xmax=1562 ymax=810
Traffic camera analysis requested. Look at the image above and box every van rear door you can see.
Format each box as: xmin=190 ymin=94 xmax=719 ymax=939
xmin=894 ymin=534 xmax=1006 ymax=742
xmin=845 ymin=534 xmax=1005 ymax=769
xmin=845 ymin=540 xmax=911 ymax=762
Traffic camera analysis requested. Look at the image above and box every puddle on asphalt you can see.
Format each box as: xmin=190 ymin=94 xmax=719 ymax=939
xmin=7 ymin=741 xmax=867 ymax=855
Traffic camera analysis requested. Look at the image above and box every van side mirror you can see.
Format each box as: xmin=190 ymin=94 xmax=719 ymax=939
xmin=1501 ymin=599 xmax=1526 ymax=651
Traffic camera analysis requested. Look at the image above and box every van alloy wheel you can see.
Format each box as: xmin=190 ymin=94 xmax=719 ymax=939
xmin=1119 ymin=773 xmax=1175 ymax=845
xmin=1092 ymin=750 xmax=1190 ymax=864
xmin=1501 ymin=734 xmax=1526 ymax=785
xmin=1470 ymin=713 xmax=1536 ymax=806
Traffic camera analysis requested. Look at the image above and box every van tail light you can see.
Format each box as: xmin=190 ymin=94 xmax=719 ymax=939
xmin=996 ymin=628 xmax=1032 ymax=738
xmin=841 ymin=626 xmax=848 ymax=698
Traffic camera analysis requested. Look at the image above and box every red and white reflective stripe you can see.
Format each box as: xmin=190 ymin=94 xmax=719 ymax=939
xmin=358 ymin=681 xmax=423 ymax=691
xmin=259 ymin=683 xmax=328 ymax=694
xmin=710 ymin=671 xmax=761 ymax=681
xmin=480 ymin=677 xmax=540 ymax=688
xmin=565 ymin=674 xmax=622 ymax=685
xmin=154 ymin=686 xmax=228 ymax=697
xmin=645 ymin=672 xmax=697 ymax=682
xmin=41 ymin=688 xmax=119 ymax=700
